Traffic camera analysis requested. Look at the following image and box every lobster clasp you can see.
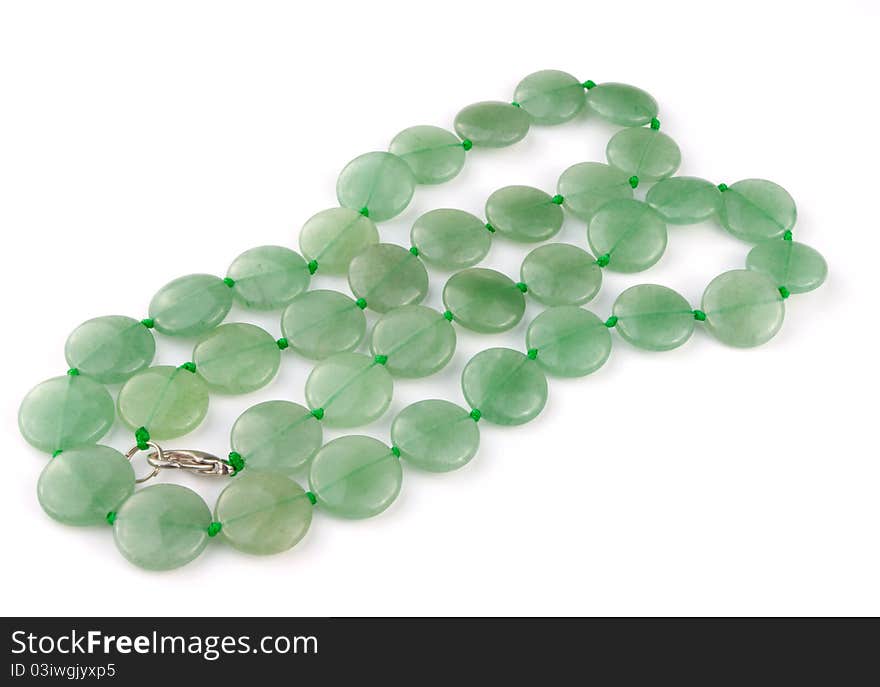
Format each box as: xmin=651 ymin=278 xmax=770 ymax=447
xmin=126 ymin=442 xmax=236 ymax=483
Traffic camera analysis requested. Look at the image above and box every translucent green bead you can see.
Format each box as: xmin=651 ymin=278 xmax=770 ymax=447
xmin=309 ymin=435 xmax=402 ymax=519
xmin=299 ymin=207 xmax=379 ymax=275
xmin=461 ymin=348 xmax=548 ymax=425
xmin=443 ymin=268 xmax=525 ymax=333
xmin=718 ymin=179 xmax=796 ymax=242
xmin=606 ymin=128 xmax=681 ymax=181
xmin=37 ymin=445 xmax=134 ymax=526
xmin=645 ymin=176 xmax=721 ymax=224
xmin=64 ymin=315 xmax=155 ymax=384
xmin=391 ymin=400 xmax=479 ymax=472
xmin=702 ymin=270 xmax=785 ymax=348
xmin=336 ymin=151 xmax=415 ymax=222
xmin=746 ymin=239 xmax=828 ymax=294
xmin=410 ymin=209 xmax=491 ymax=270
xmin=19 ymin=375 xmax=114 ymax=453
xmin=347 ymin=243 xmax=429 ymax=313
xmin=453 ymin=101 xmax=530 ymax=148
xmin=588 ymin=199 xmax=667 ymax=272
xmin=526 ymin=307 xmax=611 ymax=377
xmin=148 ymin=274 xmax=233 ymax=338
xmin=231 ymin=401 xmax=322 ymax=474
xmin=304 ymin=352 xmax=393 ymax=428
xmin=226 ymin=245 xmax=310 ymax=310
xmin=556 ymin=162 xmax=633 ymax=221
xmin=520 ymin=244 xmax=602 ymax=306
xmin=586 ymin=82 xmax=658 ymax=127
xmin=612 ymin=284 xmax=695 ymax=351
xmin=215 ymin=472 xmax=312 ymax=555
xmin=280 ymin=290 xmax=365 ymax=359
xmin=513 ymin=69 xmax=586 ymax=125
xmin=389 ymin=125 xmax=465 ymax=185
xmin=113 ymin=484 xmax=211 ymax=571
xmin=485 ymin=185 xmax=564 ymax=242
xmin=117 ymin=365 xmax=209 ymax=439
xmin=370 ymin=305 xmax=456 ymax=378
xmin=192 ymin=323 xmax=280 ymax=394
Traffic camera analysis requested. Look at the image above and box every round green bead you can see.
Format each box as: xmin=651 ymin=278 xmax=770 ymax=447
xmin=215 ymin=472 xmax=312 ymax=555
xmin=606 ymin=128 xmax=681 ymax=181
xmin=513 ymin=69 xmax=586 ymax=125
xmin=117 ymin=365 xmax=209 ymax=439
xmin=453 ymin=101 xmax=530 ymax=148
xmin=370 ymin=305 xmax=456 ymax=378
xmin=336 ymin=151 xmax=415 ymax=222
xmin=702 ymin=269 xmax=785 ymax=348
xmin=718 ymin=179 xmax=796 ymax=243
xmin=645 ymin=176 xmax=721 ymax=224
xmin=309 ymin=435 xmax=402 ymax=519
xmin=443 ymin=268 xmax=525 ymax=333
xmin=485 ymin=185 xmax=564 ymax=242
xmin=192 ymin=322 xmax=280 ymax=394
xmin=280 ymin=289 xmax=365 ymax=359
xmin=588 ymin=199 xmax=667 ymax=273
xmin=231 ymin=401 xmax=322 ymax=474
xmin=37 ymin=445 xmax=135 ymax=526
xmin=520 ymin=243 xmax=602 ymax=306
xmin=557 ymin=162 xmax=633 ymax=221
xmin=746 ymin=239 xmax=827 ymax=294
xmin=586 ymin=82 xmax=658 ymax=127
xmin=410 ymin=208 xmax=491 ymax=270
xmin=304 ymin=352 xmax=393 ymax=428
xmin=389 ymin=125 xmax=465 ymax=185
xmin=148 ymin=274 xmax=233 ymax=338
xmin=347 ymin=243 xmax=429 ymax=313
xmin=64 ymin=315 xmax=155 ymax=384
xmin=526 ymin=307 xmax=611 ymax=377
xmin=226 ymin=245 xmax=310 ymax=310
xmin=612 ymin=284 xmax=695 ymax=351
xmin=391 ymin=400 xmax=479 ymax=473
xmin=299 ymin=207 xmax=379 ymax=275
xmin=461 ymin=348 xmax=548 ymax=426
xmin=19 ymin=375 xmax=114 ymax=453
xmin=113 ymin=484 xmax=211 ymax=571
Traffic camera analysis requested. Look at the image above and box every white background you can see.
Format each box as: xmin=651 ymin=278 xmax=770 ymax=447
xmin=0 ymin=0 xmax=877 ymax=617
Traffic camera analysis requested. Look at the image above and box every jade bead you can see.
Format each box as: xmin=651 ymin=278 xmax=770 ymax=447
xmin=612 ymin=284 xmax=695 ymax=351
xmin=556 ymin=162 xmax=633 ymax=220
xmin=64 ymin=315 xmax=155 ymax=384
xmin=746 ymin=239 xmax=828 ymax=294
xmin=19 ymin=375 xmax=114 ymax=453
xmin=336 ymin=151 xmax=415 ymax=222
xmin=410 ymin=209 xmax=491 ymax=270
xmin=299 ymin=207 xmax=379 ymax=275
xmin=148 ymin=274 xmax=233 ymax=338
xmin=520 ymin=244 xmax=602 ymax=306
xmin=485 ymin=185 xmax=564 ymax=242
xmin=281 ymin=290 xmax=366 ymax=360
xmin=230 ymin=401 xmax=322 ymax=474
xmin=606 ymin=128 xmax=681 ymax=181
xmin=389 ymin=125 xmax=465 ymax=185
xmin=718 ymin=179 xmax=796 ymax=243
xmin=702 ymin=270 xmax=785 ymax=348
xmin=304 ymin=352 xmax=393 ymax=428
xmin=513 ymin=69 xmax=586 ymax=125
xmin=192 ymin=323 xmax=280 ymax=394
xmin=347 ymin=243 xmax=429 ymax=313
xmin=391 ymin=400 xmax=479 ymax=472
xmin=117 ymin=365 xmax=209 ymax=439
xmin=37 ymin=445 xmax=135 ymax=526
xmin=443 ymin=268 xmax=525 ymax=333
xmin=586 ymin=82 xmax=658 ymax=127
xmin=526 ymin=307 xmax=611 ymax=377
xmin=370 ymin=305 xmax=456 ymax=378
xmin=453 ymin=101 xmax=530 ymax=148
xmin=113 ymin=484 xmax=212 ymax=571
xmin=588 ymin=199 xmax=668 ymax=273
xmin=215 ymin=472 xmax=312 ymax=555
xmin=226 ymin=245 xmax=310 ymax=310
xmin=462 ymin=348 xmax=548 ymax=425
xmin=645 ymin=176 xmax=721 ymax=224
xmin=309 ymin=435 xmax=402 ymax=519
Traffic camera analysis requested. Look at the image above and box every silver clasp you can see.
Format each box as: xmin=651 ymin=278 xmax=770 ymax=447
xmin=126 ymin=442 xmax=236 ymax=483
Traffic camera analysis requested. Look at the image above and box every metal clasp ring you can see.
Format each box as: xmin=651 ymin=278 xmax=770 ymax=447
xmin=125 ymin=442 xmax=235 ymax=483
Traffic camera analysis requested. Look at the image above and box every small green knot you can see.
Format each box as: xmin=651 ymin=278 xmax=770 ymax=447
xmin=106 ymin=511 xmax=117 ymax=525
xmin=140 ymin=318 xmax=155 ymax=329
xmin=355 ymin=297 xmax=367 ymax=310
xmin=135 ymin=426 xmax=150 ymax=450
xmin=596 ymin=253 xmax=611 ymax=268
xmin=276 ymin=337 xmax=289 ymax=350
xmin=359 ymin=207 xmax=370 ymax=217
xmin=551 ymin=194 xmax=564 ymax=205
xmin=511 ymin=101 xmax=521 ymax=108
xmin=178 ymin=361 xmax=197 ymax=373
xmin=207 ymin=522 xmax=222 ymax=537
xmin=443 ymin=310 xmax=454 ymax=322
xmin=307 ymin=259 xmax=319 ymax=274
xmin=515 ymin=282 xmax=528 ymax=293
xmin=409 ymin=245 xmax=420 ymax=257
xmin=783 ymin=230 xmax=793 ymax=241
xmin=582 ymin=80 xmax=597 ymax=89
xmin=374 ymin=354 xmax=388 ymax=365
xmin=51 ymin=449 xmax=63 ymax=458
xmin=227 ymin=451 xmax=245 ymax=474
xmin=390 ymin=445 xmax=401 ymax=458
xmin=461 ymin=138 xmax=473 ymax=151
xmin=306 ymin=491 xmax=317 ymax=505
xmin=693 ymin=309 xmax=707 ymax=321
xmin=717 ymin=183 xmax=729 ymax=192
xmin=650 ymin=117 xmax=661 ymax=130
xmin=779 ymin=286 xmax=791 ymax=299
xmin=222 ymin=276 xmax=235 ymax=288
xmin=310 ymin=407 xmax=325 ymax=421
xmin=628 ymin=175 xmax=639 ymax=189
xmin=526 ymin=348 xmax=538 ymax=360
xmin=67 ymin=368 xmax=80 ymax=376
xmin=469 ymin=408 xmax=482 ymax=422
xmin=485 ymin=223 xmax=496 ymax=233
xmin=604 ymin=315 xmax=618 ymax=328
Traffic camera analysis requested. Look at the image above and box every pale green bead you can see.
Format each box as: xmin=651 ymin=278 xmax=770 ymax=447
xmin=148 ymin=274 xmax=233 ymax=338
xmin=19 ymin=375 xmax=114 ymax=453
xmin=410 ymin=209 xmax=491 ymax=270
xmin=443 ymin=268 xmax=525 ymax=333
xmin=461 ymin=348 xmax=548 ymax=425
xmin=347 ymin=243 xmax=428 ymax=313
xmin=304 ymin=352 xmax=393 ymax=428
xmin=113 ymin=484 xmax=211 ymax=571
xmin=453 ymin=101 xmax=530 ymax=148
xmin=309 ymin=435 xmax=402 ymax=519
xmin=746 ymin=239 xmax=827 ymax=294
xmin=526 ymin=307 xmax=611 ymax=377
xmin=280 ymin=290 xmax=365 ymax=359
xmin=226 ymin=245 xmax=310 ymax=310
xmin=37 ymin=445 xmax=134 ymax=526
xmin=613 ymin=284 xmax=695 ymax=351
xmin=117 ymin=366 xmax=209 ymax=439
xmin=556 ymin=162 xmax=633 ymax=220
xmin=299 ymin=207 xmax=379 ymax=275
xmin=702 ymin=270 xmax=785 ymax=348
xmin=389 ymin=125 xmax=465 ymax=184
xmin=370 ymin=305 xmax=456 ymax=378
xmin=215 ymin=472 xmax=312 ymax=555
xmin=64 ymin=316 xmax=155 ymax=384
xmin=520 ymin=244 xmax=602 ymax=306
xmin=514 ymin=69 xmax=586 ymax=125
xmin=192 ymin=323 xmax=280 ymax=394
xmin=230 ymin=401 xmax=322 ymax=474
xmin=391 ymin=400 xmax=479 ymax=473
xmin=719 ymin=179 xmax=796 ymax=242
xmin=645 ymin=176 xmax=721 ymax=224
xmin=485 ymin=185 xmax=564 ymax=242
xmin=336 ymin=152 xmax=415 ymax=221
xmin=586 ymin=82 xmax=658 ymax=126
xmin=606 ymin=128 xmax=681 ymax=181
xmin=588 ymin=199 xmax=667 ymax=272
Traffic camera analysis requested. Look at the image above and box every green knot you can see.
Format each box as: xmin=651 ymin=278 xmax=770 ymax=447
xmin=628 ymin=175 xmax=639 ymax=189
xmin=515 ymin=282 xmax=528 ymax=293
xmin=222 ymin=276 xmax=235 ymax=288
xmin=783 ymin=230 xmax=793 ymax=241
xmin=276 ymin=337 xmax=289 ymax=350
xmin=374 ymin=354 xmax=388 ymax=365
xmin=409 ymin=245 xmax=420 ymax=257
xmin=650 ymin=117 xmax=661 ymax=130
xmin=134 ymin=426 xmax=150 ymax=451
xmin=717 ymin=183 xmax=729 ymax=192
xmin=355 ymin=297 xmax=367 ymax=310
xmin=178 ymin=361 xmax=197 ymax=373
xmin=485 ymin=223 xmax=496 ymax=233
xmin=390 ymin=445 xmax=401 ymax=458
xmin=443 ymin=310 xmax=454 ymax=322
xmin=526 ymin=348 xmax=538 ymax=360
xmin=461 ymin=138 xmax=473 ymax=151
xmin=67 ymin=368 xmax=80 ymax=376
xmin=693 ymin=309 xmax=707 ymax=321
xmin=227 ymin=451 xmax=245 ymax=474
xmin=207 ymin=522 xmax=223 ymax=537
xmin=604 ymin=316 xmax=618 ymax=328
xmin=51 ymin=449 xmax=63 ymax=458
xmin=359 ymin=207 xmax=370 ymax=217
xmin=106 ymin=511 xmax=117 ymax=526
xmin=469 ymin=408 xmax=482 ymax=422
xmin=511 ymin=101 xmax=521 ymax=108
xmin=551 ymin=194 xmax=564 ymax=205
xmin=307 ymin=259 xmax=319 ymax=275
xmin=310 ymin=407 xmax=325 ymax=421
xmin=140 ymin=318 xmax=155 ymax=329
xmin=596 ymin=253 xmax=611 ymax=268
xmin=306 ymin=491 xmax=317 ymax=505
xmin=779 ymin=286 xmax=791 ymax=299
xmin=582 ymin=80 xmax=597 ymax=89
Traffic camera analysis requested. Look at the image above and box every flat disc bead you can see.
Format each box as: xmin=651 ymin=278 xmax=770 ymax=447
xmin=309 ymin=435 xmax=402 ymax=519
xmin=702 ymin=269 xmax=785 ymax=348
xmin=746 ymin=239 xmax=828 ymax=294
xmin=557 ymin=162 xmax=633 ymax=221
xmin=585 ymin=82 xmax=658 ymax=127
xmin=192 ymin=322 xmax=280 ymax=394
xmin=526 ymin=307 xmax=611 ymax=377
xmin=231 ymin=401 xmax=322 ymax=474
xmin=391 ymin=400 xmax=479 ymax=472
xmin=117 ymin=365 xmax=209 ymax=439
xmin=336 ymin=151 xmax=415 ymax=222
xmin=612 ymin=284 xmax=695 ymax=351
xmin=453 ymin=101 xmax=530 ymax=148
xmin=461 ymin=348 xmax=548 ymax=426
xmin=280 ymin=290 xmax=365 ymax=359
xmin=304 ymin=352 xmax=393 ymax=427
xmin=388 ymin=125 xmax=465 ymax=185
xmin=410 ymin=209 xmax=491 ymax=270
xmin=718 ymin=179 xmax=796 ymax=242
xmin=370 ymin=305 xmax=456 ymax=378
xmin=443 ymin=268 xmax=525 ymax=333
xmin=113 ymin=484 xmax=211 ymax=571
xmin=513 ymin=69 xmax=586 ymax=125
xmin=347 ymin=243 xmax=429 ymax=313
xmin=64 ymin=316 xmax=155 ymax=384
xmin=606 ymin=128 xmax=681 ymax=181
xmin=226 ymin=245 xmax=310 ymax=310
xmin=520 ymin=243 xmax=602 ymax=306
xmin=485 ymin=185 xmax=564 ymax=242
xmin=299 ymin=207 xmax=379 ymax=275
xmin=148 ymin=274 xmax=233 ymax=338
xmin=588 ymin=199 xmax=668 ymax=272
xmin=645 ymin=176 xmax=721 ymax=224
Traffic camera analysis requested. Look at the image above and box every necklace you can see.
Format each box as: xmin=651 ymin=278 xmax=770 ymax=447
xmin=18 ymin=70 xmax=827 ymax=570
